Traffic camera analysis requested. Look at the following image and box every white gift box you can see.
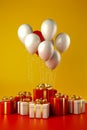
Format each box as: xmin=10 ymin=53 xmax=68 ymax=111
xmin=29 ymin=102 xmax=34 ymax=118
xmin=68 ymin=99 xmax=85 ymax=114
xmin=17 ymin=101 xmax=29 ymax=115
xmin=29 ymin=102 xmax=50 ymax=118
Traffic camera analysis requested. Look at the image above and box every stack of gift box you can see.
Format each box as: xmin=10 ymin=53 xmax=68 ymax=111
xmin=0 ymin=84 xmax=86 ymax=118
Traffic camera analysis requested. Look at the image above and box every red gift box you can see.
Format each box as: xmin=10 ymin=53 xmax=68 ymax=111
xmin=0 ymin=96 xmax=16 ymax=115
xmin=0 ymin=101 xmax=4 ymax=115
xmin=14 ymin=92 xmax=25 ymax=102
xmin=50 ymin=93 xmax=69 ymax=116
xmin=24 ymin=91 xmax=32 ymax=100
xmin=14 ymin=91 xmax=32 ymax=101
xmin=33 ymin=84 xmax=57 ymax=101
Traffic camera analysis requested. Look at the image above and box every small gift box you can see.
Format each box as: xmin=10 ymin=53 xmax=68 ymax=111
xmin=68 ymin=95 xmax=85 ymax=114
xmin=15 ymin=91 xmax=32 ymax=101
xmin=14 ymin=91 xmax=32 ymax=113
xmin=17 ymin=98 xmax=31 ymax=115
xmin=14 ymin=91 xmax=26 ymax=102
xmin=17 ymin=97 xmax=32 ymax=115
xmin=50 ymin=93 xmax=69 ymax=116
xmin=17 ymin=101 xmax=29 ymax=115
xmin=29 ymin=99 xmax=50 ymax=118
xmin=33 ymin=83 xmax=57 ymax=101
xmin=23 ymin=91 xmax=32 ymax=100
xmin=0 ymin=96 xmax=16 ymax=115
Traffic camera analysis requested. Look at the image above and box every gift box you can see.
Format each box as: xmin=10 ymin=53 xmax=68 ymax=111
xmin=29 ymin=99 xmax=50 ymax=118
xmin=17 ymin=101 xmax=29 ymax=115
xmin=50 ymin=93 xmax=69 ymax=116
xmin=14 ymin=91 xmax=32 ymax=101
xmin=0 ymin=100 xmax=4 ymax=115
xmin=68 ymin=95 xmax=85 ymax=114
xmin=0 ymin=96 xmax=16 ymax=115
xmin=23 ymin=91 xmax=32 ymax=100
xmin=14 ymin=91 xmax=32 ymax=113
xmin=14 ymin=95 xmax=21 ymax=113
xmin=33 ymin=84 xmax=57 ymax=101
xmin=17 ymin=100 xmax=30 ymax=115
xmin=14 ymin=91 xmax=26 ymax=102
xmin=17 ymin=98 xmax=32 ymax=115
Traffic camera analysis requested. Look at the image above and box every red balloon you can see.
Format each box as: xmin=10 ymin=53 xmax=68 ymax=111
xmin=33 ymin=30 xmax=44 ymax=55
xmin=33 ymin=30 xmax=44 ymax=42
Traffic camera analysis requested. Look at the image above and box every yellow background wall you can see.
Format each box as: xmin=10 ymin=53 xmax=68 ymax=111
xmin=0 ymin=0 xmax=87 ymax=99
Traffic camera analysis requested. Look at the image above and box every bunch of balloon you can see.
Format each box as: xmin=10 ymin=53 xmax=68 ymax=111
xmin=17 ymin=19 xmax=70 ymax=71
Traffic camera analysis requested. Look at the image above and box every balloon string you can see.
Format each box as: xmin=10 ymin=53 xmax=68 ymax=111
xmin=27 ymin=54 xmax=56 ymax=87
xmin=39 ymin=59 xmax=56 ymax=86
xmin=27 ymin=54 xmax=35 ymax=88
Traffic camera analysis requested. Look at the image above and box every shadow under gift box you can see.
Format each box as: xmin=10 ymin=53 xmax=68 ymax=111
xmin=33 ymin=84 xmax=57 ymax=101
xmin=50 ymin=93 xmax=69 ymax=116
xmin=0 ymin=97 xmax=16 ymax=115
xmin=68 ymin=96 xmax=85 ymax=114
xmin=29 ymin=99 xmax=50 ymax=119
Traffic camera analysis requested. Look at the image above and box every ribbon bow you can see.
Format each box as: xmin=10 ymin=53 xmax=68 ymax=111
xmin=2 ymin=96 xmax=14 ymax=101
xmin=36 ymin=83 xmax=52 ymax=89
xmin=71 ymin=95 xmax=81 ymax=100
xmin=35 ymin=98 xmax=48 ymax=104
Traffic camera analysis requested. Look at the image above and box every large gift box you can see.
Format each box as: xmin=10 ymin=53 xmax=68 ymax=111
xmin=33 ymin=84 xmax=57 ymax=101
xmin=68 ymin=95 xmax=85 ymax=114
xmin=29 ymin=99 xmax=50 ymax=118
xmin=50 ymin=93 xmax=69 ymax=116
xmin=0 ymin=96 xmax=16 ymax=115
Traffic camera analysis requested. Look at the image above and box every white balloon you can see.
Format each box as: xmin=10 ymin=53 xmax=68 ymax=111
xmin=38 ymin=41 xmax=54 ymax=61
xmin=41 ymin=19 xmax=57 ymax=40
xmin=25 ymin=33 xmax=40 ymax=54
xmin=45 ymin=50 xmax=61 ymax=70
xmin=55 ymin=33 xmax=70 ymax=53
xmin=17 ymin=24 xmax=33 ymax=43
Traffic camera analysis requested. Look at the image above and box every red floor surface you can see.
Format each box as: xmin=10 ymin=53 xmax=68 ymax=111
xmin=0 ymin=104 xmax=87 ymax=130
